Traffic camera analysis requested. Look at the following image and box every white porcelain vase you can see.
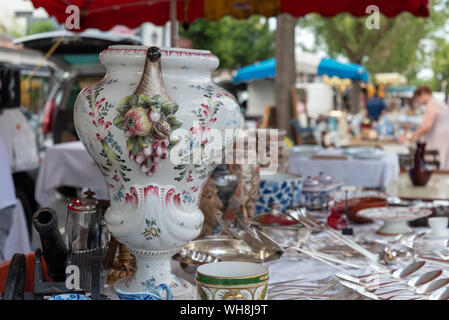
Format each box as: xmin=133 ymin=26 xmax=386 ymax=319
xmin=74 ymin=46 xmax=242 ymax=299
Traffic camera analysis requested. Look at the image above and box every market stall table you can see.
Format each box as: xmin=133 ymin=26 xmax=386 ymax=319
xmin=170 ymin=211 xmax=446 ymax=300
xmin=3 ymin=199 xmax=31 ymax=261
xmin=386 ymin=171 xmax=449 ymax=201
xmin=344 ymin=138 xmax=410 ymax=156
xmin=289 ymin=148 xmax=400 ymax=189
xmin=35 ymin=141 xmax=108 ymax=207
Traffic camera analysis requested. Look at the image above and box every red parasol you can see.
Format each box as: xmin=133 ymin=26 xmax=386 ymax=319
xmin=30 ymin=0 xmax=429 ymax=32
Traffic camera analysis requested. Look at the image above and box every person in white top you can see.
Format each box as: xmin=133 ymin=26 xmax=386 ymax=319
xmin=0 ymin=138 xmax=16 ymax=261
xmin=400 ymin=85 xmax=449 ymax=170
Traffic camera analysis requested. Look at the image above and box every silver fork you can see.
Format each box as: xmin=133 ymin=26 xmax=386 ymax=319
xmin=294 ymin=209 xmax=384 ymax=267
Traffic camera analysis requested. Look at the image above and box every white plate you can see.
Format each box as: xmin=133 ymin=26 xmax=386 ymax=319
xmin=425 ymin=231 xmax=449 ymax=240
xmin=357 ymin=207 xmax=432 ymax=222
xmin=357 ymin=207 xmax=432 ymax=236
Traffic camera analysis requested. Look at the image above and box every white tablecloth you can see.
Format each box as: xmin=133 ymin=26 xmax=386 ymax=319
xmin=4 ymin=199 xmax=31 ymax=261
xmin=35 ymin=141 xmax=108 ymax=206
xmin=289 ymin=149 xmax=400 ymax=188
xmin=170 ymin=218 xmax=389 ymax=299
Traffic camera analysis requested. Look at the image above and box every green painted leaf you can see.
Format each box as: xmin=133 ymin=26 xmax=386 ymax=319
xmin=126 ymin=139 xmax=135 ymax=151
xmin=168 ymin=138 xmax=179 ymax=150
xmin=113 ymin=115 xmax=125 ymax=130
xmin=117 ymin=96 xmax=132 ymax=114
xmin=137 ymin=94 xmax=151 ymax=108
xmin=128 ymin=94 xmax=137 ymax=106
xmin=143 ymin=135 xmax=153 ymax=145
xmin=133 ymin=141 xmax=142 ymax=154
xmin=145 ymin=158 xmax=152 ymax=168
xmin=166 ymin=115 xmax=176 ymax=125
xmin=150 ymin=95 xmax=163 ymax=105
xmin=137 ymin=136 xmax=146 ymax=147
xmin=172 ymin=120 xmax=182 ymax=130
xmin=167 ymin=115 xmax=182 ymax=130
xmin=160 ymin=102 xmax=172 ymax=116
xmin=171 ymin=104 xmax=179 ymax=114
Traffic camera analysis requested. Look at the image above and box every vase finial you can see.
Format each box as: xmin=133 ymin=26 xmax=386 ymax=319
xmin=134 ymin=46 xmax=169 ymax=100
xmin=147 ymin=46 xmax=161 ymax=62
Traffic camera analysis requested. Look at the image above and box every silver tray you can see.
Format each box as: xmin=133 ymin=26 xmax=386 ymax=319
xmin=172 ymin=238 xmax=281 ymax=265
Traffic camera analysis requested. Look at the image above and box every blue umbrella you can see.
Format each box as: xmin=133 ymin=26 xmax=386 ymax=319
xmin=233 ymin=56 xmax=369 ymax=84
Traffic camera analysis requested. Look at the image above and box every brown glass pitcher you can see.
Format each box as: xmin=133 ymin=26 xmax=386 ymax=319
xmin=409 ymin=141 xmax=433 ymax=186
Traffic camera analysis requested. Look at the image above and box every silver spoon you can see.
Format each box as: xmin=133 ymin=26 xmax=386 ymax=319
xmin=371 ymin=270 xmax=443 ymax=295
xmin=416 ymin=277 xmax=449 ymax=295
xmin=386 ymin=281 xmax=449 ymax=300
xmin=429 ymin=286 xmax=449 ymax=300
xmin=335 ymin=260 xmax=426 ymax=285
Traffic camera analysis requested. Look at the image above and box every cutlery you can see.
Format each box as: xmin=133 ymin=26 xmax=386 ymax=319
xmin=338 ymin=280 xmax=380 ymax=300
xmin=353 ymin=270 xmax=443 ymax=300
xmin=429 ymin=286 xmax=449 ymax=300
xmin=288 ymin=247 xmax=348 ymax=272
xmin=290 ymin=247 xmax=362 ymax=269
xmin=216 ymin=215 xmax=267 ymax=252
xmin=369 ymin=269 xmax=442 ymax=292
xmin=338 ymin=267 xmax=441 ymax=292
xmin=269 ymin=275 xmax=335 ymax=287
xmin=293 ymin=209 xmax=383 ymax=267
xmin=416 ymin=277 xmax=449 ymax=295
xmin=252 ymin=225 xmax=359 ymax=270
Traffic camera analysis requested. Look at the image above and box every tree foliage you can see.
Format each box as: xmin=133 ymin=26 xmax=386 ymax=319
xmin=179 ymin=16 xmax=274 ymax=69
xmin=297 ymin=1 xmax=449 ymax=83
xmin=27 ymin=20 xmax=57 ymax=36
xmin=430 ymin=38 xmax=449 ymax=93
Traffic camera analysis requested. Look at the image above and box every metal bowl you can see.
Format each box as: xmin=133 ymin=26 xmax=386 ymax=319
xmin=172 ymin=238 xmax=281 ymax=266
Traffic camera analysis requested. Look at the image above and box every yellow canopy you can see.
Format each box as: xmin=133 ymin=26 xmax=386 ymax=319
xmin=374 ymin=73 xmax=407 ymax=86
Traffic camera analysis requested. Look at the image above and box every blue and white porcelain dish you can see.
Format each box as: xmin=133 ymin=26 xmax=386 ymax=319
xmin=290 ymin=145 xmax=322 ymax=158
xmin=255 ymin=173 xmax=302 ymax=214
xmin=48 ymin=293 xmax=91 ymax=300
xmin=115 ymin=280 xmax=173 ymax=300
xmin=344 ymin=147 xmax=384 ymax=159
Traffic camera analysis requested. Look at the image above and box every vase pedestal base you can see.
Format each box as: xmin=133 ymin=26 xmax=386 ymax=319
xmin=107 ymin=251 xmax=195 ymax=300
xmin=104 ymin=279 xmax=195 ymax=300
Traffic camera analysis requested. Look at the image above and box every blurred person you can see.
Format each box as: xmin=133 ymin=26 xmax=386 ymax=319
xmin=365 ymin=85 xmax=386 ymax=121
xmin=361 ymin=87 xmax=368 ymax=110
xmin=399 ymin=85 xmax=449 ymax=170
xmin=0 ymin=138 xmax=16 ymax=261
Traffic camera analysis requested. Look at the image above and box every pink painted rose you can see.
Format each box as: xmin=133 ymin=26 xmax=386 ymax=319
xmin=124 ymin=107 xmax=151 ymax=136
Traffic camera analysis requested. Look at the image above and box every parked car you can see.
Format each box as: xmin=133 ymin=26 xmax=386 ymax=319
xmin=12 ymin=29 xmax=141 ymax=205
xmin=15 ymin=29 xmax=142 ymax=146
